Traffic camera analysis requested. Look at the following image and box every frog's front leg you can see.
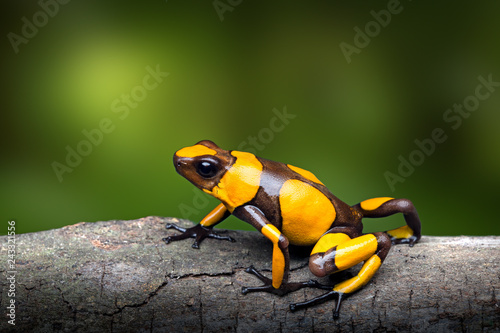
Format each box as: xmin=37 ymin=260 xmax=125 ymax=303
xmin=233 ymin=205 xmax=326 ymax=296
xmin=163 ymin=203 xmax=235 ymax=249
xmin=291 ymin=230 xmax=391 ymax=318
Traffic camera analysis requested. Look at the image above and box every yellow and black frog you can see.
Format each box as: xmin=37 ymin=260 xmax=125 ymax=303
xmin=164 ymin=140 xmax=421 ymax=318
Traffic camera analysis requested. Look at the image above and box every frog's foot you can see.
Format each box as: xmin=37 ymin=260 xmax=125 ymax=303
xmin=163 ymin=223 xmax=235 ymax=249
xmin=290 ymin=290 xmax=348 ymax=319
xmin=390 ymin=234 xmax=420 ymax=247
xmin=241 ymin=266 xmax=331 ymax=297
xmin=386 ymin=225 xmax=421 ymax=247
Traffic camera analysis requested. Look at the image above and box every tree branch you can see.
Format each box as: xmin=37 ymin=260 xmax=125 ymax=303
xmin=1 ymin=217 xmax=499 ymax=332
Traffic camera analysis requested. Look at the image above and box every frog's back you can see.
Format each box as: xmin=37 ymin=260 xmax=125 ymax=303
xmin=256 ymin=157 xmax=351 ymax=246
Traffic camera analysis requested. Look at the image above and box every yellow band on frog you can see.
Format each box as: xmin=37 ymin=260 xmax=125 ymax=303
xmin=311 ymin=233 xmax=351 ymax=255
xmin=207 ymin=151 xmax=262 ymax=212
xmin=261 ymin=224 xmax=285 ymax=288
xmin=175 ymin=144 xmax=217 ymax=158
xmin=271 ymin=242 xmax=285 ymax=288
xmin=387 ymin=225 xmax=414 ymax=239
xmin=200 ymin=203 xmax=227 ymax=227
xmin=360 ymin=197 xmax=394 ymax=211
xmin=287 ymin=164 xmax=324 ymax=185
xmin=262 ymin=224 xmax=281 ymax=244
xmin=334 ymin=234 xmax=378 ymax=271
xmin=333 ymin=254 xmax=382 ymax=294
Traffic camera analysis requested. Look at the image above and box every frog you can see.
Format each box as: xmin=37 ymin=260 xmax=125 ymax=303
xmin=163 ymin=140 xmax=421 ymax=318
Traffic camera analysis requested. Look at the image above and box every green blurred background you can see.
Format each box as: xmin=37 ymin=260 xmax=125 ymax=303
xmin=1 ymin=1 xmax=499 ymax=236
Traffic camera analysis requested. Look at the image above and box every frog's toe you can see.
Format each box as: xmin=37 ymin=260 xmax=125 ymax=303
xmin=390 ymin=234 xmax=420 ymax=247
xmin=289 ymin=290 xmax=347 ymax=319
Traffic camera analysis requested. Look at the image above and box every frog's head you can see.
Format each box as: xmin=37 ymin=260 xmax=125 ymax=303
xmin=173 ymin=140 xmax=234 ymax=192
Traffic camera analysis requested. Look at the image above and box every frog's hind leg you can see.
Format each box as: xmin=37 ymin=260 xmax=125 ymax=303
xmin=292 ymin=230 xmax=391 ymax=318
xmin=353 ymin=197 xmax=422 ymax=246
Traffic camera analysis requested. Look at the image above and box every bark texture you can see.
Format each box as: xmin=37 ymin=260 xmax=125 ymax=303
xmin=1 ymin=216 xmax=499 ymax=332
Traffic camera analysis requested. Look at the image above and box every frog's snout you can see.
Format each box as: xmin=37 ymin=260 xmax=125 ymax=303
xmin=173 ymin=153 xmax=185 ymax=172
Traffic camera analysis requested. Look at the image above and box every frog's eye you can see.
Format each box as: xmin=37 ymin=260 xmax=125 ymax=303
xmin=196 ymin=161 xmax=217 ymax=178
